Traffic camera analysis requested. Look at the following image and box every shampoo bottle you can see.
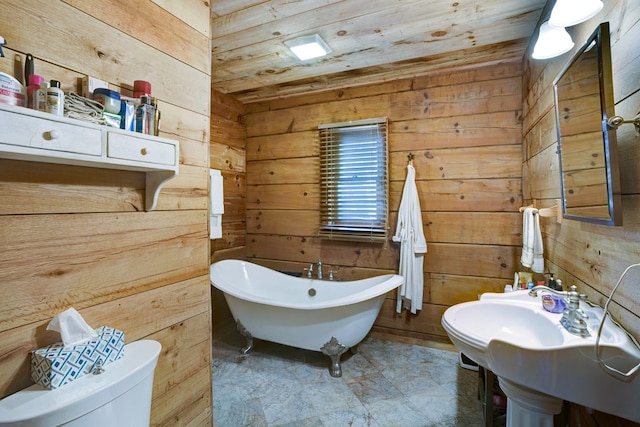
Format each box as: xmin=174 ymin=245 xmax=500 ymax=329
xmin=46 ymin=80 xmax=64 ymax=116
xmin=35 ymin=81 xmax=50 ymax=112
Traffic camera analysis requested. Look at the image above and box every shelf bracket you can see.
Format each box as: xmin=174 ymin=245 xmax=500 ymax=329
xmin=146 ymin=171 xmax=178 ymax=211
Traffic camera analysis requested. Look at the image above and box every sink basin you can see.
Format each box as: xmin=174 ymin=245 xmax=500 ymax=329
xmin=443 ymin=299 xmax=564 ymax=367
xmin=442 ymin=290 xmax=640 ymax=423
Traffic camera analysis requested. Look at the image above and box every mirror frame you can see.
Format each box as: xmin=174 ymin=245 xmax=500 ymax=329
xmin=553 ymin=21 xmax=622 ymax=226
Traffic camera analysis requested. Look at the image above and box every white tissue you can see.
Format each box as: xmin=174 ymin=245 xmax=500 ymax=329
xmin=46 ymin=307 xmax=98 ymax=347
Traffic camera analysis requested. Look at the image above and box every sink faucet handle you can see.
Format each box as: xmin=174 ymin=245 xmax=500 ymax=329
xmin=568 ymin=285 xmax=583 ymax=301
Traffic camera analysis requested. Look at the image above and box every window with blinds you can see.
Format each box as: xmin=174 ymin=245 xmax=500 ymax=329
xmin=318 ymin=117 xmax=389 ymax=242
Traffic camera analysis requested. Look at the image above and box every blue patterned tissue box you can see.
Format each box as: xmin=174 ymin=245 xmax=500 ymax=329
xmin=31 ymin=326 xmax=125 ymax=389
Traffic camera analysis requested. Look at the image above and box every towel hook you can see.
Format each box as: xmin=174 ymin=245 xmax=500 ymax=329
xmin=407 ymin=152 xmax=414 ymax=163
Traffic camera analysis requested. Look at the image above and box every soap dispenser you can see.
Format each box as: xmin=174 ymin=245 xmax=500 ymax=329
xmin=546 ymin=273 xmax=560 ymax=291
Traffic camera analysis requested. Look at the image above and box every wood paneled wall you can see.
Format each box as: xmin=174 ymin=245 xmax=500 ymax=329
xmin=244 ymin=62 xmax=524 ymax=342
xmin=0 ymin=1 xmax=213 ymax=425
xmin=210 ymin=90 xmax=247 ymax=263
xmin=523 ymin=2 xmax=640 ymax=425
xmin=522 ymin=0 xmax=640 ymax=341
xmin=210 ymin=90 xmax=247 ymax=329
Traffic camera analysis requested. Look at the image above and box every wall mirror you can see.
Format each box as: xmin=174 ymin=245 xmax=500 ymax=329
xmin=553 ymin=21 xmax=622 ymax=226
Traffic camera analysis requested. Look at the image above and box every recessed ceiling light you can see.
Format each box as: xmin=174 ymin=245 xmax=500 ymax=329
xmin=284 ymin=34 xmax=332 ymax=61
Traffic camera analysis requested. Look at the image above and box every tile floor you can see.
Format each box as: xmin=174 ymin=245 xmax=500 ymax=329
xmin=212 ymin=323 xmax=485 ymax=427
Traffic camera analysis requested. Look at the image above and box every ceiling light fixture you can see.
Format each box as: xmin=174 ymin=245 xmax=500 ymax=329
xmin=532 ymin=21 xmax=574 ymax=60
xmin=284 ymin=34 xmax=332 ymax=61
xmin=549 ymin=0 xmax=604 ymax=27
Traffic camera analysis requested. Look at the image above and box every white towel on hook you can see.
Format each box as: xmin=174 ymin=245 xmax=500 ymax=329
xmin=210 ymin=169 xmax=224 ymax=239
xmin=393 ymin=163 xmax=427 ymax=314
xmin=521 ymin=207 xmax=544 ymax=273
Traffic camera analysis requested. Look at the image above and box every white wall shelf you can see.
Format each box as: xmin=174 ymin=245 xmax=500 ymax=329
xmin=0 ymin=103 xmax=179 ymax=211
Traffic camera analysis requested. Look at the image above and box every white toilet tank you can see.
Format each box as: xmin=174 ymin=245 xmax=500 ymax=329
xmin=0 ymin=340 xmax=161 ymax=427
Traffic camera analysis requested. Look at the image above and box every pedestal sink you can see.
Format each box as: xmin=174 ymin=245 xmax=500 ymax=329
xmin=441 ymin=290 xmax=640 ymax=426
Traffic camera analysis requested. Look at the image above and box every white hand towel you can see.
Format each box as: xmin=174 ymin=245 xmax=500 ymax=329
xmin=210 ymin=169 xmax=224 ymax=214
xmin=531 ymin=211 xmax=544 ymax=273
xmin=521 ymin=207 xmax=544 ymax=273
xmin=521 ymin=207 xmax=534 ymax=268
xmin=210 ymin=169 xmax=224 ymax=239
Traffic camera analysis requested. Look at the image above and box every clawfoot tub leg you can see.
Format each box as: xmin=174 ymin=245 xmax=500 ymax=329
xmin=321 ymin=337 xmax=349 ymax=377
xmin=235 ymin=319 xmax=253 ymax=354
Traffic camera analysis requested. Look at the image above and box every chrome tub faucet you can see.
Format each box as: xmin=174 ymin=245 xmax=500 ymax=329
xmin=303 ymin=260 xmax=332 ymax=280
xmin=304 ymin=263 xmax=314 ymax=278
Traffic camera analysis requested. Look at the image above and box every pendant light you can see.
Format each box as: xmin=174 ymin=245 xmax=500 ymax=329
xmin=549 ymin=0 xmax=604 ymax=27
xmin=532 ymin=21 xmax=574 ymax=60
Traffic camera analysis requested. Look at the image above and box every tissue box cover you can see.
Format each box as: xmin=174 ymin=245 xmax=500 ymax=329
xmin=31 ymin=326 xmax=125 ymax=390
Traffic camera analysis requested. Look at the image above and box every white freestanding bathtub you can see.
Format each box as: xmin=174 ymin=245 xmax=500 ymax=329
xmin=210 ymin=259 xmax=403 ymax=376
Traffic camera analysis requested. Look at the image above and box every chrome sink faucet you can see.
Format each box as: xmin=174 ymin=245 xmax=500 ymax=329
xmin=317 ymin=259 xmax=323 ymax=280
xmin=528 ymin=285 xmax=590 ymax=337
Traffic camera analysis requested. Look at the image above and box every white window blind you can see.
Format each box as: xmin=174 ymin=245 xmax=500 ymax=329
xmin=318 ymin=117 xmax=389 ymax=242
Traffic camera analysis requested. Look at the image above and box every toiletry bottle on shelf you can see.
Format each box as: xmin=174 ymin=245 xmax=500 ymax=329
xmin=46 ymin=80 xmax=64 ymax=116
xmin=133 ymin=80 xmax=151 ymax=99
xmin=555 ymin=279 xmax=563 ymax=291
xmin=35 ymin=81 xmax=50 ymax=112
xmin=135 ymin=95 xmax=155 ymax=135
xmin=152 ymin=97 xmax=160 ymax=136
xmin=26 ymin=74 xmax=43 ymax=109
xmin=546 ymin=273 xmax=559 ymax=290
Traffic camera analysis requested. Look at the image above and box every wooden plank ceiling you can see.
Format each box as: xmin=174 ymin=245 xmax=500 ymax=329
xmin=212 ymin=0 xmax=548 ymax=103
